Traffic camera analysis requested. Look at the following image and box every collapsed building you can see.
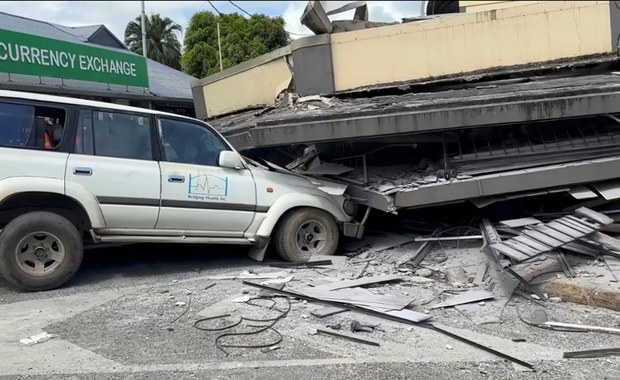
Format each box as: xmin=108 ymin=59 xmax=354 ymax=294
xmin=191 ymin=1 xmax=620 ymax=221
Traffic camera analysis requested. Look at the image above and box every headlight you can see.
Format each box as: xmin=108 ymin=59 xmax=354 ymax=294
xmin=343 ymin=199 xmax=357 ymax=216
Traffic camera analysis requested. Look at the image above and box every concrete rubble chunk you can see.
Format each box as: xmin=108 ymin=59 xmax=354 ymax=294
xmin=415 ymin=268 xmax=433 ymax=278
xmin=19 ymin=332 xmax=55 ymax=346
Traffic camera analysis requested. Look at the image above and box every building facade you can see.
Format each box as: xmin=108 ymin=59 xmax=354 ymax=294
xmin=0 ymin=12 xmax=196 ymax=116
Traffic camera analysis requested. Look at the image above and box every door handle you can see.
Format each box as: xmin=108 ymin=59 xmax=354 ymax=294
xmin=168 ymin=175 xmax=185 ymax=183
xmin=73 ymin=167 xmax=92 ymax=176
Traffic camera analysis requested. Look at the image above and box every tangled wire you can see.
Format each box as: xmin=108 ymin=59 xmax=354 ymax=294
xmin=193 ymin=295 xmax=291 ymax=355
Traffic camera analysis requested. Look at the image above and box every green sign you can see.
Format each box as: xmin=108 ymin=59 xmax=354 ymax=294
xmin=0 ymin=28 xmax=149 ymax=88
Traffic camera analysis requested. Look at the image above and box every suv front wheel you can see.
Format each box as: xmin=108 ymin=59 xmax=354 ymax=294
xmin=0 ymin=211 xmax=83 ymax=291
xmin=274 ymin=208 xmax=339 ymax=262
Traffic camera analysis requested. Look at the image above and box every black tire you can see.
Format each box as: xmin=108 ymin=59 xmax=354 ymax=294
xmin=274 ymin=208 xmax=339 ymax=262
xmin=0 ymin=211 xmax=83 ymax=291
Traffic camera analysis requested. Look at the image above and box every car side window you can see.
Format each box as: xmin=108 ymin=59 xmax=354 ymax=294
xmin=158 ymin=118 xmax=229 ymax=166
xmin=0 ymin=100 xmax=66 ymax=150
xmin=76 ymin=109 xmax=152 ymax=160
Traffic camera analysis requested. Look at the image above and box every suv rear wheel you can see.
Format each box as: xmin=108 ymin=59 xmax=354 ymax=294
xmin=274 ymin=208 xmax=339 ymax=262
xmin=0 ymin=211 xmax=83 ymax=291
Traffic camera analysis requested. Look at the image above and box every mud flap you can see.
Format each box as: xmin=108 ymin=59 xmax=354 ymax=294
xmin=248 ymin=237 xmax=270 ymax=261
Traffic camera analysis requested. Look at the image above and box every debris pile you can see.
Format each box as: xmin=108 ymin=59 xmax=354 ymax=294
xmin=158 ymin=206 xmax=620 ymax=371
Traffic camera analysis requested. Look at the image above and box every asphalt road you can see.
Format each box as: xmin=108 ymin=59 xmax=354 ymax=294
xmin=1 ymin=243 xmax=619 ymax=380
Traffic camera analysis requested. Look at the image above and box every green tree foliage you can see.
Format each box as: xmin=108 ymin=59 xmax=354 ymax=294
xmin=125 ymin=14 xmax=182 ymax=70
xmin=182 ymin=12 xmax=289 ymax=78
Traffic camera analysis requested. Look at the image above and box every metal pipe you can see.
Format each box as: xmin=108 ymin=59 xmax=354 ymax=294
xmin=141 ymin=0 xmax=148 ymax=58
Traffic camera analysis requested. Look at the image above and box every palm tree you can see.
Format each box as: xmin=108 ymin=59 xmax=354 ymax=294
xmin=125 ymin=14 xmax=182 ymax=70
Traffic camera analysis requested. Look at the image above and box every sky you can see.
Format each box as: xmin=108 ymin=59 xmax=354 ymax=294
xmin=0 ymin=1 xmax=424 ymax=43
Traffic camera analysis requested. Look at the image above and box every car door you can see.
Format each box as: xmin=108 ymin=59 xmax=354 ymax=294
xmin=66 ymin=108 xmax=161 ymax=229
xmin=155 ymin=117 xmax=256 ymax=236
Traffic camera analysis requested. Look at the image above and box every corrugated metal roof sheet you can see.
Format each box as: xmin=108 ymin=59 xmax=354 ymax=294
xmin=0 ymin=12 xmax=195 ymax=102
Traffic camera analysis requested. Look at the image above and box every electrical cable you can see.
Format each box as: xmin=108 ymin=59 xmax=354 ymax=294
xmin=170 ymin=294 xmax=192 ymax=324
xmin=193 ymin=295 xmax=291 ymax=355
xmin=207 ymin=0 xmax=223 ymax=16
xmin=228 ymin=1 xmax=252 ymax=17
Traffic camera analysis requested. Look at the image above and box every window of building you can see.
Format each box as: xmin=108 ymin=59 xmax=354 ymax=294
xmin=0 ymin=101 xmax=66 ymax=150
xmin=76 ymin=109 xmax=152 ymax=160
xmin=158 ymin=118 xmax=228 ymax=166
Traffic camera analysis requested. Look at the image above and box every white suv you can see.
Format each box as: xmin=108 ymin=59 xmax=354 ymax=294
xmin=0 ymin=90 xmax=361 ymax=291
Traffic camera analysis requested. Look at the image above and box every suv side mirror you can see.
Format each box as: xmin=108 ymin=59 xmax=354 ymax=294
xmin=219 ymin=151 xmax=244 ymax=170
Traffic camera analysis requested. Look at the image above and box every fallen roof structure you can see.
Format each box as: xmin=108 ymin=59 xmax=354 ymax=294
xmin=213 ymin=72 xmax=620 ymax=150
xmin=193 ymin=1 xmax=620 ymax=119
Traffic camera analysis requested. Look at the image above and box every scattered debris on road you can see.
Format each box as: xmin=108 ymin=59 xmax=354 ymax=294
xmin=316 ymin=328 xmax=381 ymax=347
xmin=175 ymin=204 xmax=620 ymax=372
xmin=563 ymin=348 xmax=620 ymax=359
xmin=19 ymin=332 xmax=55 ymax=346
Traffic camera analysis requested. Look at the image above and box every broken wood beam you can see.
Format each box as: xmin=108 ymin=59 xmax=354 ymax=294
xmin=556 ymin=251 xmax=576 ymax=278
xmin=574 ymin=207 xmax=614 ymax=225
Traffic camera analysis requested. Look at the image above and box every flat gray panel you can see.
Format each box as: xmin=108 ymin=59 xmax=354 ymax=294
xmin=592 ymin=180 xmax=620 ymax=200
xmin=291 ymin=37 xmax=335 ymax=96
xmin=569 ymin=186 xmax=598 ymax=200
xmin=500 ymin=217 xmax=541 ymax=228
xmin=393 ymin=157 xmax=620 ymax=210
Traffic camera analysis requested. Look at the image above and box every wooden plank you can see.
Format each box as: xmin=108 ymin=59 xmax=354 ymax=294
xmin=503 ymin=240 xmax=538 ymax=256
xmin=565 ymin=215 xmax=601 ymax=230
xmin=574 ymin=207 xmax=614 ymax=225
xmin=558 ymin=251 xmax=576 ymax=278
xmin=513 ymin=235 xmax=552 ymax=251
xmin=556 ymin=218 xmax=594 ymax=234
xmin=490 ymin=243 xmax=531 ymax=261
xmin=311 ymin=274 xmax=402 ymax=291
xmin=522 ymin=230 xmax=564 ymax=247
xmin=533 ymin=226 xmax=574 ymax=243
xmin=545 ymin=221 xmax=586 ymax=238
xmin=473 ymin=263 xmax=488 ymax=284
xmin=499 ymin=217 xmax=542 ymax=228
